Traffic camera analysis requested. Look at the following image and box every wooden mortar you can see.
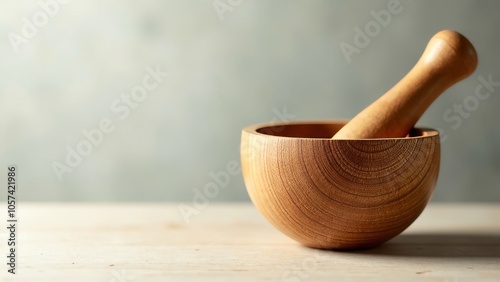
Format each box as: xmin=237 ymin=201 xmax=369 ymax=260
xmin=241 ymin=121 xmax=439 ymax=249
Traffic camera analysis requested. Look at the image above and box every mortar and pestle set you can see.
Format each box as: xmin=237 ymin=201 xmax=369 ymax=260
xmin=240 ymin=30 xmax=478 ymax=249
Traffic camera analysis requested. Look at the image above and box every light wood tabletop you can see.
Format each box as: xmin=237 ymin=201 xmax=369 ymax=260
xmin=1 ymin=203 xmax=499 ymax=281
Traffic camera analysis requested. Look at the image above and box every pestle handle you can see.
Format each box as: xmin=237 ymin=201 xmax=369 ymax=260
xmin=333 ymin=30 xmax=478 ymax=139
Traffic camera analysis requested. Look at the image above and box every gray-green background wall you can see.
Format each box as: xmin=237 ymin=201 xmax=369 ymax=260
xmin=1 ymin=0 xmax=499 ymax=201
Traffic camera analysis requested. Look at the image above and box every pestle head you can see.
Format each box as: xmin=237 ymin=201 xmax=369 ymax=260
xmin=333 ymin=30 xmax=478 ymax=139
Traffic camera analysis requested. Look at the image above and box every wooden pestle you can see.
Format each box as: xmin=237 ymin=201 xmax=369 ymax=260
xmin=333 ymin=30 xmax=478 ymax=139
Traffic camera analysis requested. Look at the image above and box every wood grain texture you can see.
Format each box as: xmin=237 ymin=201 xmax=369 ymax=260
xmin=334 ymin=30 xmax=478 ymax=139
xmin=241 ymin=121 xmax=440 ymax=249
xmin=2 ymin=203 xmax=499 ymax=281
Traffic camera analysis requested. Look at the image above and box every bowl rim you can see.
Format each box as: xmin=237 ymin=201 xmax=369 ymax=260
xmin=242 ymin=119 xmax=440 ymax=140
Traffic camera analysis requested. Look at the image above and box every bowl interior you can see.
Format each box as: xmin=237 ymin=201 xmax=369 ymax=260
xmin=255 ymin=121 xmax=431 ymax=139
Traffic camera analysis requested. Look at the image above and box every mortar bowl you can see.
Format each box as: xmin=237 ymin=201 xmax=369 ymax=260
xmin=240 ymin=120 xmax=440 ymax=250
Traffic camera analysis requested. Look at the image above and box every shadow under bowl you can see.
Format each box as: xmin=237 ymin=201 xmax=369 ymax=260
xmin=240 ymin=120 xmax=440 ymax=250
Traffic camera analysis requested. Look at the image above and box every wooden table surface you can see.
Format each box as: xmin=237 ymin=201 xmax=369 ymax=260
xmin=1 ymin=203 xmax=499 ymax=281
